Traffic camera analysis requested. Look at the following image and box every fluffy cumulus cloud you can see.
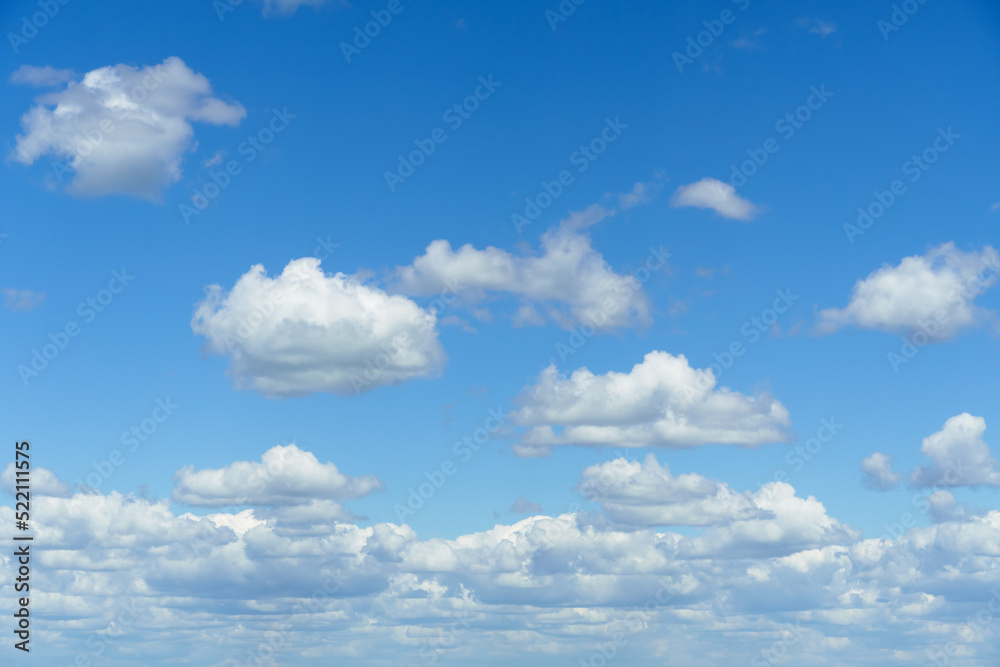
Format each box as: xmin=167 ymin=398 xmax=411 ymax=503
xmin=172 ymin=444 xmax=384 ymax=508
xmin=10 ymin=57 xmax=245 ymax=199
xmin=511 ymin=351 xmax=793 ymax=456
xmin=861 ymin=452 xmax=902 ymax=491
xmin=910 ymin=413 xmax=1000 ymax=488
xmin=579 ymin=455 xmax=764 ymax=526
xmin=0 ymin=462 xmax=70 ymax=497
xmin=5 ymin=453 xmax=1000 ymax=666
xmin=670 ymin=177 xmax=761 ymax=220
xmin=817 ymin=243 xmax=1000 ymax=338
xmin=192 ymin=257 xmax=446 ymax=398
xmin=678 ymin=481 xmax=859 ymax=559
xmin=392 ymin=188 xmax=663 ymax=331
xmin=580 ymin=455 xmax=856 ymax=558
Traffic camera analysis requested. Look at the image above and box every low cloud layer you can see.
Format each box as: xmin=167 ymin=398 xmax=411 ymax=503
xmin=4 ymin=451 xmax=1000 ymax=666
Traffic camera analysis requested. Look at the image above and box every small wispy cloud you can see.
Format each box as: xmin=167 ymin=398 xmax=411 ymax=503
xmin=732 ymin=27 xmax=767 ymax=50
xmin=796 ymin=17 xmax=837 ymax=37
xmin=509 ymin=497 xmax=543 ymax=514
xmin=9 ymin=65 xmax=74 ymax=87
xmin=3 ymin=289 xmax=45 ymax=312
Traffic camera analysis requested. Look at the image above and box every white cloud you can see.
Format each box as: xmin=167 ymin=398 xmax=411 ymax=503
xmin=817 ymin=243 xmax=1000 ymax=338
xmin=732 ymin=27 xmax=768 ymax=50
xmin=11 ymin=57 xmax=245 ymax=200
xmin=5 ymin=451 xmax=1000 ymax=665
xmin=1 ymin=463 xmax=70 ymax=497
xmin=910 ymin=413 xmax=1000 ymax=488
xmin=580 ymin=455 xmax=856 ymax=557
xmin=511 ymin=351 xmax=793 ymax=456
xmin=263 ymin=0 xmax=328 ymax=14
xmin=923 ymin=490 xmax=982 ymax=524
xmin=578 ymin=455 xmax=765 ymax=526
xmin=191 ymin=257 xmax=446 ymax=398
xmin=392 ymin=190 xmax=660 ymax=330
xmin=558 ymin=202 xmax=614 ymax=230
xmin=2 ymin=288 xmax=45 ymax=311
xmin=618 ymin=180 xmax=658 ymax=209
xmin=670 ymin=177 xmax=761 ymax=220
xmin=796 ymin=17 xmax=837 ymax=37
xmin=861 ymin=452 xmax=902 ymax=491
xmin=9 ymin=65 xmax=74 ymax=86
xmin=173 ymin=444 xmax=383 ymax=508
xmin=680 ymin=481 xmax=859 ymax=558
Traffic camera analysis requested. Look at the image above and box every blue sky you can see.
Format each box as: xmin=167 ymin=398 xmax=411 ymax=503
xmin=2 ymin=0 xmax=1000 ymax=665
